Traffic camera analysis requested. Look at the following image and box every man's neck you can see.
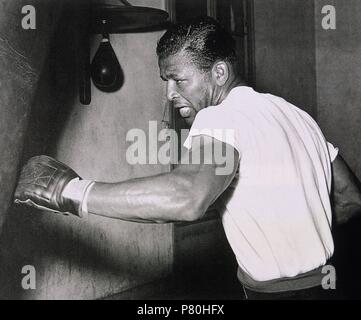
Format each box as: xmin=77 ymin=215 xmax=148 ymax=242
xmin=214 ymin=77 xmax=245 ymax=105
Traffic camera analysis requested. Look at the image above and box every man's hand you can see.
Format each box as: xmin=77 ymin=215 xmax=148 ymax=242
xmin=14 ymin=155 xmax=88 ymax=217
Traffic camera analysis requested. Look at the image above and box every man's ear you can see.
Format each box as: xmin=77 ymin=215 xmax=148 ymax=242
xmin=211 ymin=61 xmax=229 ymax=86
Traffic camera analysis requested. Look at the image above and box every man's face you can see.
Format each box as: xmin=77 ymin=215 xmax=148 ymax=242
xmin=159 ymin=52 xmax=214 ymax=126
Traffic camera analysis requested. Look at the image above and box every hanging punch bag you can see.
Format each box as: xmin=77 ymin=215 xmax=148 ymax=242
xmin=91 ymin=33 xmax=124 ymax=92
xmin=85 ymin=2 xmax=168 ymax=100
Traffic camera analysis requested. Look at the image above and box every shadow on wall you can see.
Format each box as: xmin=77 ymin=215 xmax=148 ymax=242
xmin=18 ymin=2 xmax=79 ymax=165
xmin=0 ymin=4 xmax=75 ymax=299
xmin=0 ymin=4 xmax=132 ymax=299
xmin=0 ymin=205 xmax=154 ymax=300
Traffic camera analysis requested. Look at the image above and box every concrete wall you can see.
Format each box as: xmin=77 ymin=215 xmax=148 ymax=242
xmin=253 ymin=0 xmax=317 ymax=118
xmin=315 ymin=0 xmax=361 ymax=178
xmin=0 ymin=0 xmax=174 ymax=300
xmin=314 ymin=2 xmax=361 ymax=296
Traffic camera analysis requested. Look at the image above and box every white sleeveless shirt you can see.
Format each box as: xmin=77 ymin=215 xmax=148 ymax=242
xmin=184 ymin=86 xmax=338 ymax=281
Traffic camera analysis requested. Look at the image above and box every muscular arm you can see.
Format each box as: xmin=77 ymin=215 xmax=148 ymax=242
xmin=332 ymin=155 xmax=361 ymax=225
xmin=87 ymin=135 xmax=239 ymax=223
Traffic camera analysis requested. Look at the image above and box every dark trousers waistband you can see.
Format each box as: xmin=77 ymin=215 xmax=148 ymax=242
xmin=241 ymin=283 xmax=344 ymax=300
xmin=237 ymin=262 xmax=336 ymax=293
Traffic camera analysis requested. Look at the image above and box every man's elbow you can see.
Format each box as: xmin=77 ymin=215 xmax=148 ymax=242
xmin=182 ymin=207 xmax=204 ymax=222
xmin=179 ymin=196 xmax=208 ymax=222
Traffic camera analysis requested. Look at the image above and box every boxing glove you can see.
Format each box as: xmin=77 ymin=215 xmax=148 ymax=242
xmin=14 ymin=155 xmax=94 ymax=218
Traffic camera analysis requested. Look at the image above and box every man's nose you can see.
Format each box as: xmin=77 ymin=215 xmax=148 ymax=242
xmin=166 ymin=81 xmax=179 ymax=101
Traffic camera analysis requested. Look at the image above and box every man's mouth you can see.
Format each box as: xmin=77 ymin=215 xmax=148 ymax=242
xmin=179 ymin=106 xmax=192 ymax=118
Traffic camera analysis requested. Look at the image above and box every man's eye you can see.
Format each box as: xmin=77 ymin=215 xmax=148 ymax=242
xmin=176 ymin=80 xmax=185 ymax=84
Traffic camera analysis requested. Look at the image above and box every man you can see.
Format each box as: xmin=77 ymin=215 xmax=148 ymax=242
xmin=14 ymin=17 xmax=361 ymax=299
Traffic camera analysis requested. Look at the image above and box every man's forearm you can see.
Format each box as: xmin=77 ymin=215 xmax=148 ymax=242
xmin=86 ymin=172 xmax=201 ymax=223
xmin=85 ymin=140 xmax=238 ymax=223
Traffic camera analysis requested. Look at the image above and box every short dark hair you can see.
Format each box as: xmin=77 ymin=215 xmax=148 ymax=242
xmin=156 ymin=16 xmax=239 ymax=73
